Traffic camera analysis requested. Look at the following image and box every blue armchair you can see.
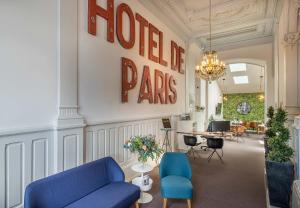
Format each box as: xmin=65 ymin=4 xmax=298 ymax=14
xmin=159 ymin=152 xmax=193 ymax=208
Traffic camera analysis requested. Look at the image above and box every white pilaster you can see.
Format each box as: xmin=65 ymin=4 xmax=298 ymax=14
xmin=54 ymin=0 xmax=85 ymax=173
xmin=282 ymin=0 xmax=300 ymax=119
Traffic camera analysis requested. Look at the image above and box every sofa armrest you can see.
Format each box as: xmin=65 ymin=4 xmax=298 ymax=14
xmin=106 ymin=157 xmax=125 ymax=182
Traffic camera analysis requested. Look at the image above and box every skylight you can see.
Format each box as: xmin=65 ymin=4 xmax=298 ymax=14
xmin=233 ymin=76 xmax=249 ymax=84
xmin=229 ymin=63 xmax=247 ymax=72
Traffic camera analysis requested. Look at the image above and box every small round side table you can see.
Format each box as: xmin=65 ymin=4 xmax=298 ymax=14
xmin=131 ymin=163 xmax=154 ymax=204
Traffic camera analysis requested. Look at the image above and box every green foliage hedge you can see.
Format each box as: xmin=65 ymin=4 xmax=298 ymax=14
xmin=223 ymin=93 xmax=264 ymax=121
xmin=267 ymin=107 xmax=293 ymax=162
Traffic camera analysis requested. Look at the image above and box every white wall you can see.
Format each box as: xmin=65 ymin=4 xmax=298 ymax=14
xmin=0 ymin=0 xmax=58 ymax=131
xmin=78 ymin=0 xmax=186 ymax=123
xmin=208 ymin=81 xmax=223 ymax=120
xmin=185 ymin=42 xmax=201 ymax=112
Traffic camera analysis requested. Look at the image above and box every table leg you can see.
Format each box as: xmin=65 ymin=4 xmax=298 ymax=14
xmin=138 ymin=172 xmax=153 ymax=203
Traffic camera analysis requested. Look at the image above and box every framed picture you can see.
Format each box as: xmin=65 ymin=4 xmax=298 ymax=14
xmin=216 ymin=103 xmax=222 ymax=115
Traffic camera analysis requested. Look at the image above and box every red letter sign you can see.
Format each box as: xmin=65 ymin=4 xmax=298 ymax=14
xmin=164 ymin=73 xmax=170 ymax=104
xmin=148 ymin=24 xmax=159 ymax=63
xmin=122 ymin=57 xmax=137 ymax=103
xmin=169 ymin=76 xmax=177 ymax=104
xmin=178 ymin=46 xmax=185 ymax=74
xmin=116 ymin=3 xmax=135 ymax=49
xmin=171 ymin=41 xmax=178 ymax=71
xmin=154 ymin=69 xmax=165 ymax=104
xmin=159 ymin=32 xmax=168 ymax=66
xmin=136 ymin=13 xmax=149 ymax=57
xmin=138 ymin=66 xmax=153 ymax=103
xmin=88 ymin=0 xmax=114 ymax=42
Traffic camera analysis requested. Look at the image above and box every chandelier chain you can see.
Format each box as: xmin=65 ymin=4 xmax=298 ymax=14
xmin=195 ymin=0 xmax=226 ymax=83
xmin=209 ymin=0 xmax=212 ymax=52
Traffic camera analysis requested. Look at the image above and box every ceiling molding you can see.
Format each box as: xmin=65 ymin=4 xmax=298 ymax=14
xmin=139 ymin=0 xmax=279 ymax=48
xmin=213 ymin=35 xmax=273 ymax=51
xmin=138 ymin=0 xmax=190 ymax=40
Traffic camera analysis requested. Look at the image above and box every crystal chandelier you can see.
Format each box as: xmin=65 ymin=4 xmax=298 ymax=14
xmin=195 ymin=0 xmax=226 ymax=83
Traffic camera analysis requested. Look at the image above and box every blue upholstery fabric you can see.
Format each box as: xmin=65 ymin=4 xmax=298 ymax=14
xmin=161 ymin=176 xmax=193 ymax=199
xmin=24 ymin=157 xmax=140 ymax=208
xmin=65 ymin=182 xmax=140 ymax=208
xmin=160 ymin=152 xmax=193 ymax=199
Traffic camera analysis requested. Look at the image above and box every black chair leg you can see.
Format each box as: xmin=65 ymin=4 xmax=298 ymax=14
xmin=192 ymin=149 xmax=195 ymax=160
xmin=208 ymin=150 xmax=216 ymax=162
xmin=208 ymin=149 xmax=224 ymax=162
xmin=186 ymin=147 xmax=197 ymax=160
xmin=215 ymin=150 xmax=224 ymax=163
xmin=221 ymin=149 xmax=224 ymax=156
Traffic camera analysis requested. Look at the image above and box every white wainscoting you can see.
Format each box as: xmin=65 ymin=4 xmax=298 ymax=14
xmin=0 ymin=130 xmax=54 ymax=208
xmin=85 ymin=117 xmax=166 ymax=172
xmin=0 ymin=116 xmax=171 ymax=208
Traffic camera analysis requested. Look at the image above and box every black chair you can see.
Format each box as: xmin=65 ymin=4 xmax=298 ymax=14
xmin=184 ymin=135 xmax=201 ymax=159
xmin=207 ymin=137 xmax=224 ymax=162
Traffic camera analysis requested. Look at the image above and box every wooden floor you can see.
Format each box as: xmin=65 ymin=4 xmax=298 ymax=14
xmin=138 ymin=135 xmax=266 ymax=208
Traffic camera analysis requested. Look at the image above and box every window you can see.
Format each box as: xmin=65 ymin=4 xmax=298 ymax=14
xmin=233 ymin=76 xmax=249 ymax=84
xmin=229 ymin=63 xmax=247 ymax=72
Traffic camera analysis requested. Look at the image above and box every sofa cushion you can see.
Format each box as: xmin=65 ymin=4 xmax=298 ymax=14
xmin=161 ymin=175 xmax=193 ymax=199
xmin=65 ymin=182 xmax=140 ymax=208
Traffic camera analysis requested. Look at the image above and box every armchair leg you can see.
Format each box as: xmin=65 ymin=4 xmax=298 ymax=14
xmin=187 ymin=199 xmax=192 ymax=208
xmin=163 ymin=198 xmax=168 ymax=208
xmin=135 ymin=201 xmax=139 ymax=208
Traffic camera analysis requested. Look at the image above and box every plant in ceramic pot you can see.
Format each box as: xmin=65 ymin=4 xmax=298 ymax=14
xmin=266 ymin=107 xmax=294 ymax=208
xmin=124 ymin=135 xmax=164 ymax=164
xmin=264 ymin=106 xmax=275 ymax=157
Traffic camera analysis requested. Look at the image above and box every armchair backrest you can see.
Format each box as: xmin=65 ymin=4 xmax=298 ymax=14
xmin=184 ymin=135 xmax=197 ymax=146
xmin=24 ymin=157 xmax=124 ymax=208
xmin=159 ymin=152 xmax=192 ymax=180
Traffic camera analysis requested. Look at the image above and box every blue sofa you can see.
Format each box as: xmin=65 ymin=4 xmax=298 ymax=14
xmin=24 ymin=157 xmax=140 ymax=208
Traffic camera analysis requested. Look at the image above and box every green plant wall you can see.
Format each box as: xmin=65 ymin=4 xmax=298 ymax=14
xmin=223 ymin=93 xmax=264 ymax=121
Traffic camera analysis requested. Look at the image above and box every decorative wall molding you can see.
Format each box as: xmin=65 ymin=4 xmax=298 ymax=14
xmin=58 ymin=106 xmax=83 ymax=119
xmin=56 ymin=106 xmax=85 ymax=130
xmin=283 ymin=32 xmax=300 ymax=48
xmin=86 ymin=114 xmax=175 ymax=126
xmin=0 ymin=126 xmax=53 ymax=137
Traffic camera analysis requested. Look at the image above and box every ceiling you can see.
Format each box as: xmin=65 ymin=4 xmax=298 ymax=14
xmin=217 ymin=63 xmax=265 ymax=94
xmin=139 ymin=0 xmax=280 ymax=50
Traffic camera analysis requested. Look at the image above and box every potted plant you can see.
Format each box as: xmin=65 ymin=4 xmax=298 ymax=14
xmin=265 ymin=106 xmax=275 ymax=157
xmin=266 ymin=107 xmax=294 ymax=208
xmin=124 ymin=135 xmax=164 ymax=164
